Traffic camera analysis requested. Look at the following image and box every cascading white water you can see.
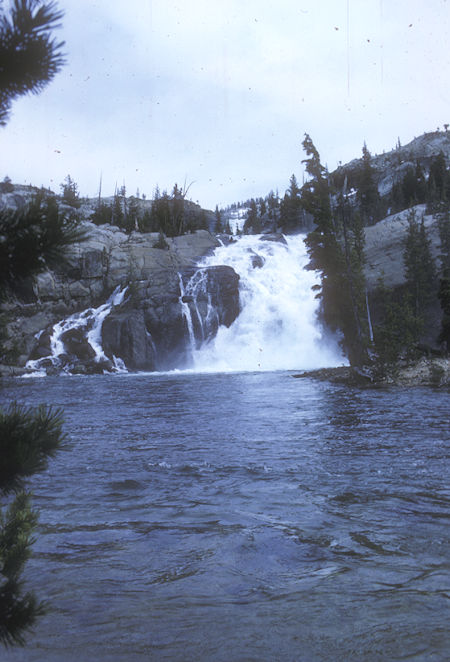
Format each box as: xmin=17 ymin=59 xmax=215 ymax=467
xmin=188 ymin=234 xmax=347 ymax=372
xmin=26 ymin=286 xmax=128 ymax=374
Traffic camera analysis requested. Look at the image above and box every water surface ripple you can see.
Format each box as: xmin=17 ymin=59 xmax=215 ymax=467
xmin=1 ymin=373 xmax=449 ymax=661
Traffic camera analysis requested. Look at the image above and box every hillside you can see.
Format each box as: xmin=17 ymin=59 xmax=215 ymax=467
xmin=334 ymin=130 xmax=450 ymax=198
xmin=1 ymin=129 xmax=449 ymax=379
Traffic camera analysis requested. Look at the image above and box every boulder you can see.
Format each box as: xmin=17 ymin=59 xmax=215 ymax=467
xmin=102 ymin=309 xmax=156 ymax=371
xmin=260 ymin=233 xmax=288 ymax=245
xmin=61 ymin=327 xmax=96 ymax=361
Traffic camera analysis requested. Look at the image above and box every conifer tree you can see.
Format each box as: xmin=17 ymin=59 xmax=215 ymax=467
xmin=60 ymin=175 xmax=80 ymax=209
xmin=0 ymin=1 xmax=67 ymax=647
xmin=437 ymin=208 xmax=450 ymax=349
xmin=280 ymin=174 xmax=302 ymax=232
xmin=243 ymin=199 xmax=260 ymax=234
xmin=0 ymin=0 xmax=65 ymax=124
xmin=0 ymin=405 xmax=64 ymax=647
xmin=403 ymin=209 xmax=436 ymax=317
xmin=302 ymin=134 xmax=369 ymax=364
xmin=214 ymin=205 xmax=222 ymax=233
xmin=356 ymin=143 xmax=380 ymax=225
xmin=428 ymin=152 xmax=448 ymax=204
xmin=373 ymin=280 xmax=420 ymax=375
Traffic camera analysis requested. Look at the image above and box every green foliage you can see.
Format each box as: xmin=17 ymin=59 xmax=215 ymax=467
xmin=302 ymin=134 xmax=369 ymax=365
xmin=437 ymin=207 xmax=450 ymax=272
xmin=373 ymin=282 xmax=422 ymax=376
xmin=0 ymin=404 xmax=64 ymax=647
xmin=0 ymin=192 xmax=85 ymax=296
xmin=148 ymin=185 xmax=205 ymax=237
xmin=0 ymin=0 xmax=65 ymax=125
xmin=243 ymin=199 xmax=260 ymax=234
xmin=90 ymin=200 xmax=113 ymax=226
xmin=373 ymin=211 xmax=436 ymax=372
xmin=126 ymin=196 xmax=140 ymax=233
xmin=0 ymin=1 xmax=67 ymax=649
xmin=403 ymin=209 xmax=436 ymax=316
xmin=428 ymin=151 xmax=449 ymax=203
xmin=438 ymin=272 xmax=450 ymax=349
xmin=0 ymin=404 xmax=64 ymax=494
xmin=356 ymin=143 xmax=381 ymax=225
xmin=111 ymin=189 xmax=124 ymax=228
xmin=60 ymin=175 xmax=80 ymax=208
xmin=280 ymin=174 xmax=304 ymax=232
xmin=0 ymin=492 xmax=44 ymax=648
xmin=437 ymin=208 xmax=450 ymax=349
xmin=214 ymin=205 xmax=222 ymax=233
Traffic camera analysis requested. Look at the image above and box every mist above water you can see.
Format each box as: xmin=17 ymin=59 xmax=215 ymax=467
xmin=189 ymin=234 xmax=346 ymax=372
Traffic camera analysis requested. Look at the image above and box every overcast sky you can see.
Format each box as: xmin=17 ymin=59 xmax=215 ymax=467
xmin=2 ymin=0 xmax=450 ymax=209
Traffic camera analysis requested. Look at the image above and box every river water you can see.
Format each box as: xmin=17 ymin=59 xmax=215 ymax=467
xmin=1 ymin=372 xmax=449 ymax=661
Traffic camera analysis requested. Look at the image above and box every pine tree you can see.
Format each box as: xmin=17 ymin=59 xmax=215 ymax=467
xmin=403 ymin=209 xmax=436 ymax=318
xmin=428 ymin=152 xmax=448 ymax=203
xmin=0 ymin=405 xmax=64 ymax=647
xmin=243 ymin=199 xmax=260 ymax=234
xmin=0 ymin=1 xmax=67 ymax=647
xmin=0 ymin=193 xmax=83 ymax=296
xmin=171 ymin=183 xmax=185 ymax=236
xmin=302 ymin=134 xmax=369 ymax=364
xmin=214 ymin=205 xmax=222 ymax=233
xmin=60 ymin=175 xmax=80 ymax=209
xmin=437 ymin=209 xmax=450 ymax=349
xmin=356 ymin=142 xmax=380 ymax=225
xmin=373 ymin=280 xmax=420 ymax=376
xmin=280 ymin=174 xmax=302 ymax=232
xmin=0 ymin=0 xmax=65 ymax=124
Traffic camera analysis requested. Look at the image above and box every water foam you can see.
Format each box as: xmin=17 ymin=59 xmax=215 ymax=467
xmin=187 ymin=234 xmax=346 ymax=372
xmin=26 ymin=286 xmax=128 ymax=374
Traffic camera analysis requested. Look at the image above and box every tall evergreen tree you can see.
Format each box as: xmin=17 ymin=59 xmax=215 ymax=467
xmin=302 ymin=134 xmax=369 ymax=364
xmin=437 ymin=208 xmax=450 ymax=349
xmin=243 ymin=199 xmax=260 ymax=234
xmin=403 ymin=209 xmax=436 ymax=318
xmin=428 ymin=152 xmax=448 ymax=203
xmin=279 ymin=174 xmax=302 ymax=232
xmin=214 ymin=205 xmax=222 ymax=233
xmin=356 ymin=142 xmax=380 ymax=225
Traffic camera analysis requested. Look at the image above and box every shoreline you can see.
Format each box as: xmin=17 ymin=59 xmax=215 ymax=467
xmin=293 ymin=356 xmax=450 ymax=387
xmin=2 ymin=356 xmax=450 ymax=386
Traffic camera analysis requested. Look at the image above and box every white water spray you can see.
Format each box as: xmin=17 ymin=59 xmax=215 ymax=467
xmin=26 ymin=286 xmax=128 ymax=374
xmin=188 ymin=235 xmax=346 ymax=372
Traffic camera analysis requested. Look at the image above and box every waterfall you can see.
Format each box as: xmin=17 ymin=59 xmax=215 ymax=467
xmin=187 ymin=234 xmax=346 ymax=372
xmin=26 ymin=286 xmax=128 ymax=374
xmin=178 ymin=269 xmax=221 ymax=354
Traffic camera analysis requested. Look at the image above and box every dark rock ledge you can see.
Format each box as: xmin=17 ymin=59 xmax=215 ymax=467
xmin=293 ymin=357 xmax=450 ymax=388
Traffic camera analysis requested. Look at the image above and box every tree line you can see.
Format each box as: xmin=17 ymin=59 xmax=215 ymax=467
xmin=297 ymin=135 xmax=450 ymax=375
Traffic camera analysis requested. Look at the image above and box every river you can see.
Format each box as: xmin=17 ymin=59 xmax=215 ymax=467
xmin=2 ymin=234 xmax=449 ymax=660
xmin=1 ymin=372 xmax=449 ymax=661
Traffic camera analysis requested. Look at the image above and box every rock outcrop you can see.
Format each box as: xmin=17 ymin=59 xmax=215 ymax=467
xmin=1 ymin=219 xmax=240 ymax=374
xmin=364 ymin=204 xmax=441 ymax=290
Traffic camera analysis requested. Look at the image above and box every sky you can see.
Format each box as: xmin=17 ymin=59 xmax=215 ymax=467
xmin=1 ymin=0 xmax=450 ymax=209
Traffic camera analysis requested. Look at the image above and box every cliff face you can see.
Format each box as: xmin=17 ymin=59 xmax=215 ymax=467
xmin=1 ymin=219 xmax=240 ymax=374
xmin=364 ymin=204 xmax=441 ymax=290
